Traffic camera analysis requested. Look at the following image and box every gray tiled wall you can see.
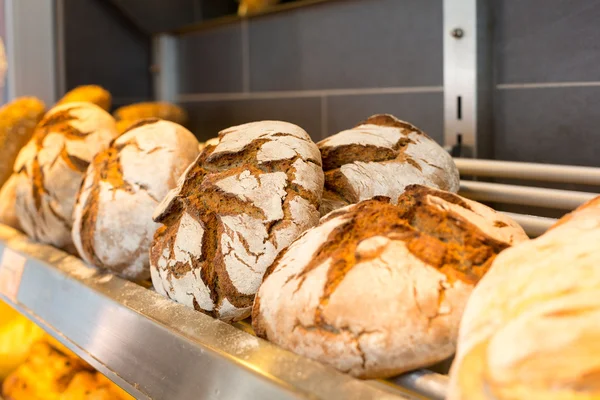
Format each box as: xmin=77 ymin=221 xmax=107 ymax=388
xmin=177 ymin=0 xmax=444 ymax=142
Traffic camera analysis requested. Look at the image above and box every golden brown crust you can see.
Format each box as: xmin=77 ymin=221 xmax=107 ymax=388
xmin=0 ymin=97 xmax=45 ymax=189
xmin=57 ymin=85 xmax=112 ymax=111
xmin=113 ymin=102 xmax=187 ymax=126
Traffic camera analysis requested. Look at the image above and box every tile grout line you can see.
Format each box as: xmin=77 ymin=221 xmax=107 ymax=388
xmin=241 ymin=19 xmax=250 ymax=93
xmin=320 ymin=95 xmax=328 ymax=140
xmin=177 ymin=86 xmax=444 ymax=102
xmin=497 ymin=81 xmax=600 ymax=90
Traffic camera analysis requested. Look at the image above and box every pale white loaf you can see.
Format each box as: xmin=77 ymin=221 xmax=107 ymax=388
xmin=448 ymin=196 xmax=600 ymax=400
xmin=253 ymin=185 xmax=527 ymax=378
xmin=317 ymin=114 xmax=459 ymax=215
xmin=150 ymin=121 xmax=324 ymax=322
xmin=13 ymin=102 xmax=118 ymax=252
xmin=72 ymin=119 xmax=200 ymax=281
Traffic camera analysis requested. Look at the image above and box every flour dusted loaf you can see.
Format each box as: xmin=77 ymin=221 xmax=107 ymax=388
xmin=57 ymin=85 xmax=112 ymax=111
xmin=317 ymin=114 xmax=459 ymax=215
xmin=448 ymin=197 xmax=600 ymax=400
xmin=0 ymin=97 xmax=46 ymax=189
xmin=13 ymin=102 xmax=118 ymax=252
xmin=253 ymin=185 xmax=527 ymax=378
xmin=150 ymin=121 xmax=323 ymax=322
xmin=72 ymin=119 xmax=199 ymax=281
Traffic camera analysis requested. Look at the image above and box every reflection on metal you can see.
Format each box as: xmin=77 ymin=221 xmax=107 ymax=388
xmin=152 ymin=34 xmax=178 ymax=102
xmin=391 ymin=370 xmax=448 ymax=400
xmin=501 ymin=212 xmax=557 ymax=237
xmin=459 ymin=181 xmax=596 ymax=210
xmin=0 ymin=225 xmax=439 ymax=400
xmin=443 ymin=0 xmax=492 ymax=158
xmin=455 ymin=158 xmax=600 ymax=186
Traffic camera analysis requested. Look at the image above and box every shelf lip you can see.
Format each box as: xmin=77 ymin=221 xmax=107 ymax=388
xmin=0 ymin=224 xmax=424 ymax=400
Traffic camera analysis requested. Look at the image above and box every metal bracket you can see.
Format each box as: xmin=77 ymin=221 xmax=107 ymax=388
xmin=443 ymin=0 xmax=492 ymax=158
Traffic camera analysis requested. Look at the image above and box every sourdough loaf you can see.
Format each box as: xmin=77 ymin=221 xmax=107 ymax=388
xmin=72 ymin=119 xmax=199 ymax=281
xmin=448 ymin=196 xmax=600 ymax=400
xmin=13 ymin=102 xmax=119 ymax=252
xmin=0 ymin=97 xmax=46 ymax=189
xmin=57 ymin=85 xmax=111 ymax=111
xmin=253 ymin=185 xmax=527 ymax=378
xmin=317 ymin=114 xmax=459 ymax=215
xmin=150 ymin=121 xmax=323 ymax=322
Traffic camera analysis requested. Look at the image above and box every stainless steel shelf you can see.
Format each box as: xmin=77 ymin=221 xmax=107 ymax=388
xmin=0 ymin=224 xmax=446 ymax=400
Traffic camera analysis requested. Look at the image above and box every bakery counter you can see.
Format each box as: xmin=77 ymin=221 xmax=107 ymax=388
xmin=0 ymin=224 xmax=447 ymax=400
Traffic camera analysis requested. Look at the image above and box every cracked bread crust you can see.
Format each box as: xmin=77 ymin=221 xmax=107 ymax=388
xmin=317 ymin=114 xmax=460 ymax=216
xmin=72 ymin=119 xmax=199 ymax=281
xmin=448 ymin=196 xmax=600 ymax=400
xmin=252 ymin=185 xmax=527 ymax=378
xmin=13 ymin=102 xmax=118 ymax=252
xmin=150 ymin=121 xmax=324 ymax=322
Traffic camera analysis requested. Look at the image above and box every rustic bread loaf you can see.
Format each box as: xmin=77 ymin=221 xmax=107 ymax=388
xmin=0 ymin=175 xmax=21 ymax=230
xmin=252 ymin=185 xmax=527 ymax=378
xmin=72 ymin=119 xmax=199 ymax=281
xmin=150 ymin=121 xmax=323 ymax=322
xmin=57 ymin=85 xmax=112 ymax=111
xmin=113 ymin=102 xmax=188 ymax=126
xmin=317 ymin=114 xmax=459 ymax=215
xmin=0 ymin=97 xmax=46 ymax=189
xmin=13 ymin=102 xmax=119 ymax=252
xmin=198 ymin=137 xmax=220 ymax=153
xmin=448 ymin=196 xmax=600 ymax=400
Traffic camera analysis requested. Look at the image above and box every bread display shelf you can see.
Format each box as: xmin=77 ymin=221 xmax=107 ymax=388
xmin=0 ymin=224 xmax=447 ymax=400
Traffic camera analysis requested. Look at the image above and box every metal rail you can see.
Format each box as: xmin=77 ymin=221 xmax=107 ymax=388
xmin=501 ymin=212 xmax=557 ymax=237
xmin=455 ymin=158 xmax=600 ymax=186
xmin=459 ymin=180 xmax=596 ymax=210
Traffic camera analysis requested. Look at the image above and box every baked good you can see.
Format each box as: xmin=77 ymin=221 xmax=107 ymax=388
xmin=253 ymin=185 xmax=527 ymax=378
xmin=0 ymin=97 xmax=45 ymax=189
xmin=72 ymin=119 xmax=199 ymax=281
xmin=150 ymin=120 xmax=323 ymax=322
xmin=57 ymin=85 xmax=112 ymax=112
xmin=198 ymin=137 xmax=219 ymax=153
xmin=447 ymin=196 xmax=600 ymax=400
xmin=60 ymin=371 xmax=132 ymax=400
xmin=317 ymin=114 xmax=459 ymax=215
xmin=0 ymin=310 xmax=45 ymax=380
xmin=13 ymin=102 xmax=118 ymax=252
xmin=2 ymin=341 xmax=90 ymax=399
xmin=113 ymin=102 xmax=187 ymax=126
xmin=0 ymin=174 xmax=21 ymax=230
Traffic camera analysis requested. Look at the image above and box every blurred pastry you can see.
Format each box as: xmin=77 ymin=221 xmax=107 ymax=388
xmin=57 ymin=85 xmax=111 ymax=112
xmin=113 ymin=102 xmax=187 ymax=126
xmin=0 ymin=174 xmax=21 ymax=230
xmin=238 ymin=0 xmax=280 ymax=16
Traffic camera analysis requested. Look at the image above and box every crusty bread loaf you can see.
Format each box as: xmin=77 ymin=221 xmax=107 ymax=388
xmin=113 ymin=102 xmax=187 ymax=126
xmin=60 ymin=371 xmax=133 ymax=400
xmin=72 ymin=119 xmax=199 ymax=281
xmin=448 ymin=196 xmax=600 ymax=400
xmin=198 ymin=137 xmax=219 ymax=153
xmin=0 ymin=174 xmax=21 ymax=230
xmin=317 ymin=114 xmax=459 ymax=215
xmin=13 ymin=102 xmax=119 ymax=252
xmin=0 ymin=97 xmax=46 ymax=189
xmin=253 ymin=185 xmax=527 ymax=378
xmin=150 ymin=121 xmax=323 ymax=322
xmin=57 ymin=85 xmax=112 ymax=111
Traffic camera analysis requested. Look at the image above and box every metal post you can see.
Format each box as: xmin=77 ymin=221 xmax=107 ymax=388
xmin=443 ymin=0 xmax=492 ymax=158
xmin=152 ymin=34 xmax=178 ymax=102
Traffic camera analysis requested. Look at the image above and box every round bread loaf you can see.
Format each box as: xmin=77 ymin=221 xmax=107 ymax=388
xmin=72 ymin=119 xmax=199 ymax=281
xmin=113 ymin=102 xmax=187 ymax=126
xmin=150 ymin=121 xmax=324 ymax=322
xmin=317 ymin=114 xmax=459 ymax=215
xmin=0 ymin=175 xmax=21 ymax=230
xmin=252 ymin=185 xmax=527 ymax=378
xmin=0 ymin=97 xmax=46 ymax=189
xmin=57 ymin=85 xmax=112 ymax=111
xmin=13 ymin=102 xmax=118 ymax=252
xmin=448 ymin=197 xmax=600 ymax=400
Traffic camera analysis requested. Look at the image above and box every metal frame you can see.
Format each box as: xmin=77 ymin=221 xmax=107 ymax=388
xmin=152 ymin=34 xmax=178 ymax=102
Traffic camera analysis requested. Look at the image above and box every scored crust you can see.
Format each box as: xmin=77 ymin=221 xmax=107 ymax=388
xmin=150 ymin=121 xmax=324 ymax=322
xmin=13 ymin=102 xmax=118 ymax=252
xmin=317 ymin=114 xmax=460 ymax=215
xmin=252 ymin=185 xmax=527 ymax=378
xmin=448 ymin=196 xmax=600 ymax=400
xmin=72 ymin=119 xmax=199 ymax=281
